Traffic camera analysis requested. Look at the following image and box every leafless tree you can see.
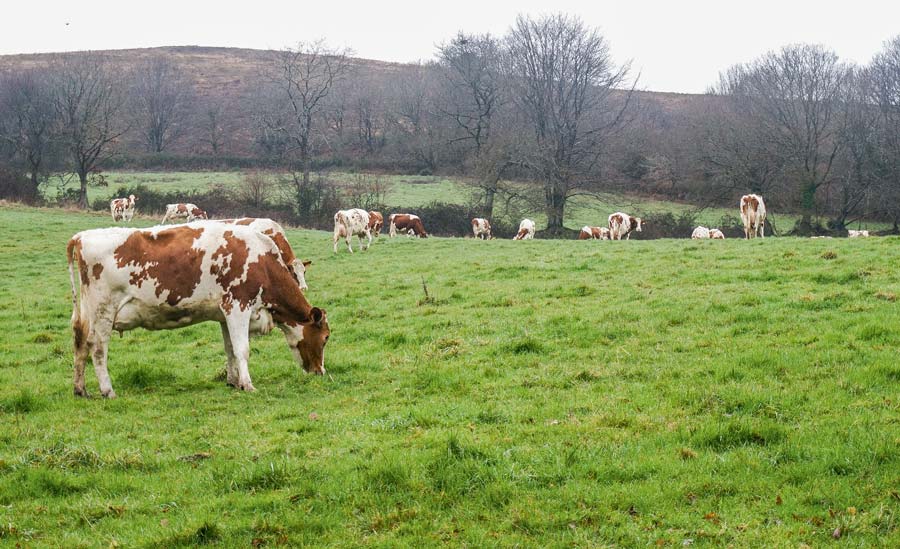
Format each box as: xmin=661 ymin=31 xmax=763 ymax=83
xmin=0 ymin=68 xmax=59 ymax=197
xmin=391 ymin=64 xmax=447 ymax=173
xmin=52 ymin=54 xmax=128 ymax=208
xmin=504 ymin=14 xmax=635 ymax=232
xmin=131 ymin=56 xmax=195 ymax=153
xmin=869 ymin=35 xmax=900 ymax=230
xmin=198 ymin=100 xmax=229 ymax=156
xmin=262 ymin=40 xmax=353 ymax=215
xmin=437 ymin=32 xmax=509 ymax=217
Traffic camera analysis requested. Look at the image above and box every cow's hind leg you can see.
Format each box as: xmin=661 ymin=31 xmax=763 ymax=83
xmin=224 ymin=313 xmax=255 ymax=392
xmin=220 ymin=323 xmax=239 ymax=387
xmin=345 ymin=234 xmax=354 ymax=254
xmin=72 ymin=316 xmax=91 ymax=397
xmin=89 ymin=315 xmax=117 ymax=398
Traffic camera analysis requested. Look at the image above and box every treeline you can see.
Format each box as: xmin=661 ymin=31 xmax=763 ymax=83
xmin=1 ymin=14 xmax=899 ymax=234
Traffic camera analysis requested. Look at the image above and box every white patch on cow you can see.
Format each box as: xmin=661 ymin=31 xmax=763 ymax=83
xmin=692 ymin=226 xmax=710 ymax=239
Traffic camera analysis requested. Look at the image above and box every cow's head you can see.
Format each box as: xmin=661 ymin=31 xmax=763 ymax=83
xmin=128 ymin=194 xmax=136 ymax=203
xmin=192 ymin=208 xmax=209 ymax=220
xmin=634 ymin=217 xmax=643 ymax=232
xmin=282 ymin=307 xmax=329 ymax=375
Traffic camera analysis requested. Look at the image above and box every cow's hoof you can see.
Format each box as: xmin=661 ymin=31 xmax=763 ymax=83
xmin=101 ymin=389 xmax=117 ymax=399
xmin=74 ymin=387 xmax=89 ymax=398
xmin=239 ymin=382 xmax=256 ymax=392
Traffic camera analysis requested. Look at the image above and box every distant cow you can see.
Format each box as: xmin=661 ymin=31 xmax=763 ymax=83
xmin=368 ymin=211 xmax=384 ymax=238
xmin=110 ymin=195 xmax=136 ymax=222
xmin=389 ymin=213 xmax=427 ymax=238
xmin=578 ymin=226 xmax=610 ymax=240
xmin=691 ymin=226 xmax=710 ymax=239
xmin=162 ymin=203 xmax=208 ymax=224
xmin=333 ymin=209 xmax=372 ymax=253
xmin=218 ymin=218 xmax=310 ymax=292
xmin=513 ymin=219 xmax=535 ymax=240
xmin=848 ymin=229 xmax=870 ymax=238
xmin=708 ymin=228 xmax=726 ymax=239
xmin=66 ymin=223 xmax=330 ymax=398
xmin=739 ymin=194 xmax=766 ymax=239
xmin=472 ymin=218 xmax=492 ymax=240
xmin=608 ymin=212 xmax=642 ymax=240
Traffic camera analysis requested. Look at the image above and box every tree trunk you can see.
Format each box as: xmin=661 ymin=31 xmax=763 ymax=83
xmin=544 ymin=180 xmax=566 ymax=232
xmin=797 ymin=180 xmax=818 ymax=233
xmin=484 ymin=186 xmax=495 ymax=219
xmin=78 ymin=168 xmax=89 ymax=209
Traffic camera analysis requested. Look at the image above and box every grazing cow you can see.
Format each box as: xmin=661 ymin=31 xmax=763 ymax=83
xmin=368 ymin=211 xmax=384 ymax=238
xmin=513 ymin=219 xmax=535 ymax=240
xmin=848 ymin=229 xmax=870 ymax=238
xmin=66 ymin=223 xmax=330 ymax=398
xmin=739 ymin=194 xmax=766 ymax=239
xmin=389 ymin=213 xmax=428 ymax=238
xmin=578 ymin=226 xmax=610 ymax=240
xmin=608 ymin=212 xmax=643 ymax=240
xmin=472 ymin=218 xmax=492 ymax=240
xmin=691 ymin=226 xmax=710 ymax=239
xmin=110 ymin=195 xmax=136 ymax=222
xmin=333 ymin=209 xmax=372 ymax=253
xmin=162 ymin=203 xmax=208 ymax=224
xmin=218 ymin=218 xmax=310 ymax=292
xmin=708 ymin=228 xmax=726 ymax=239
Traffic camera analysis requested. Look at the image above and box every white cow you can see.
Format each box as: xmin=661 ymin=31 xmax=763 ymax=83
xmin=333 ymin=208 xmax=372 ymax=253
xmin=472 ymin=218 xmax=492 ymax=240
xmin=162 ymin=203 xmax=208 ymax=224
xmin=513 ymin=219 xmax=535 ymax=240
xmin=848 ymin=229 xmax=870 ymax=238
xmin=708 ymin=228 xmax=726 ymax=239
xmin=110 ymin=195 xmax=136 ymax=222
xmin=691 ymin=226 xmax=710 ymax=239
xmin=739 ymin=194 xmax=766 ymax=239
xmin=608 ymin=212 xmax=642 ymax=240
xmin=66 ymin=223 xmax=330 ymax=398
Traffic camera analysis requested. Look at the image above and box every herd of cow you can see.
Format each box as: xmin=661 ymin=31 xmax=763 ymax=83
xmin=68 ymin=190 xmax=870 ymax=398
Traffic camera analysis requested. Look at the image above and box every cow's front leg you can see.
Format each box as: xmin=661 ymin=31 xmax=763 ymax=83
xmin=345 ymin=234 xmax=354 ymax=254
xmin=224 ymin=312 xmax=255 ymax=392
xmin=90 ymin=315 xmax=116 ymax=398
xmin=220 ymin=322 xmax=239 ymax=387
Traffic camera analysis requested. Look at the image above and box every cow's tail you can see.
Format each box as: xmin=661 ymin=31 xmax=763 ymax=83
xmin=66 ymin=238 xmax=81 ymax=312
xmin=66 ymin=237 xmax=87 ymax=349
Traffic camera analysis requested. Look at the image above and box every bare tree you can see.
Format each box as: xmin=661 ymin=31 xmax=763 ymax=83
xmin=0 ymin=68 xmax=59 ymax=198
xmin=262 ymin=40 xmax=353 ymax=214
xmin=437 ymin=32 xmax=508 ymax=217
xmin=391 ymin=64 xmax=447 ymax=173
xmin=869 ymin=35 xmax=900 ymax=230
xmin=504 ymin=14 xmax=634 ymax=232
xmin=131 ymin=56 xmax=195 ymax=153
xmin=53 ymin=54 xmax=128 ymax=208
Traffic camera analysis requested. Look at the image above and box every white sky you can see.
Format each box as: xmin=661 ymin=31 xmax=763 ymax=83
xmin=1 ymin=0 xmax=897 ymax=93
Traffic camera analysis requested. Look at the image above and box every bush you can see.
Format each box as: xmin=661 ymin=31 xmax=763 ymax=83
xmin=0 ymin=168 xmax=39 ymax=203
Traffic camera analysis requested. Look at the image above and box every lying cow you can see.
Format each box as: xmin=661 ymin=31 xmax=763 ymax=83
xmin=162 ymin=203 xmax=208 ymax=224
xmin=709 ymin=228 xmax=726 ymax=239
xmin=218 ymin=218 xmax=310 ymax=292
xmin=513 ymin=219 xmax=535 ymax=240
xmin=389 ymin=213 xmax=428 ymax=238
xmin=110 ymin=195 xmax=136 ymax=222
xmin=67 ymin=223 xmax=329 ymax=397
xmin=333 ymin=209 xmax=372 ymax=253
xmin=848 ymin=229 xmax=870 ymax=238
xmin=608 ymin=212 xmax=642 ymax=240
xmin=739 ymin=194 xmax=766 ymax=239
xmin=472 ymin=218 xmax=492 ymax=240
xmin=691 ymin=226 xmax=710 ymax=239
xmin=368 ymin=211 xmax=384 ymax=238
xmin=578 ymin=226 xmax=610 ymax=240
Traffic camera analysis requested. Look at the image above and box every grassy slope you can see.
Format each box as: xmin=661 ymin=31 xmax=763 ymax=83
xmin=1 ymin=205 xmax=899 ymax=547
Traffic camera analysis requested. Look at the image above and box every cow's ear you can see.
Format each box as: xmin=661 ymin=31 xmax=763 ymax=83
xmin=302 ymin=260 xmax=312 ymax=268
xmin=310 ymin=307 xmax=324 ymax=326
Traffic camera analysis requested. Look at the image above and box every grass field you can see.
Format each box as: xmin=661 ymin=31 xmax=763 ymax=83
xmin=1 ymin=204 xmax=899 ymax=547
xmin=41 ymin=170 xmax=868 ymax=232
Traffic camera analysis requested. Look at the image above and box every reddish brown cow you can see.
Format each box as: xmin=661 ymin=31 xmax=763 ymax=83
xmin=389 ymin=213 xmax=428 ymax=238
xmin=368 ymin=211 xmax=384 ymax=238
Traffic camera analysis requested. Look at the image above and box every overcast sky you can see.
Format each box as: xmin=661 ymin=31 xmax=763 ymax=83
xmin=1 ymin=0 xmax=897 ymax=93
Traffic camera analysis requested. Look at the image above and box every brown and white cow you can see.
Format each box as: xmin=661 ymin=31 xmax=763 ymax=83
xmin=110 ymin=195 xmax=136 ymax=222
xmin=708 ymin=228 xmax=726 ymax=239
xmin=848 ymin=229 xmax=870 ymax=238
xmin=389 ymin=213 xmax=427 ymax=238
xmin=739 ymin=194 xmax=766 ymax=239
xmin=368 ymin=211 xmax=384 ymax=238
xmin=218 ymin=218 xmax=310 ymax=292
xmin=333 ymin=209 xmax=372 ymax=253
xmin=162 ymin=203 xmax=208 ymax=224
xmin=513 ymin=219 xmax=535 ymax=240
xmin=578 ymin=226 xmax=610 ymax=240
xmin=691 ymin=226 xmax=710 ymax=239
xmin=66 ymin=223 xmax=329 ymax=398
xmin=608 ymin=212 xmax=642 ymax=240
xmin=472 ymin=218 xmax=492 ymax=240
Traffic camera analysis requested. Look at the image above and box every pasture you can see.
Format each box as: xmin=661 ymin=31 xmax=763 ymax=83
xmin=1 ymin=204 xmax=899 ymax=546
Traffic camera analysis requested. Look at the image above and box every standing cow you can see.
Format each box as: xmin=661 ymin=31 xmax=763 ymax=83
xmin=513 ymin=219 xmax=535 ymax=240
xmin=578 ymin=226 xmax=610 ymax=240
xmin=608 ymin=212 xmax=642 ymax=240
xmin=389 ymin=214 xmax=428 ymax=238
xmin=472 ymin=218 xmax=492 ymax=240
xmin=162 ymin=203 xmax=208 ymax=224
xmin=110 ymin=195 xmax=136 ymax=222
xmin=333 ymin=209 xmax=372 ymax=253
xmin=66 ymin=223 xmax=330 ymax=397
xmin=368 ymin=211 xmax=384 ymax=238
xmin=739 ymin=194 xmax=766 ymax=239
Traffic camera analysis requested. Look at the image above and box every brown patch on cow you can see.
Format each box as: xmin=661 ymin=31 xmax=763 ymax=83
xmin=114 ymin=226 xmax=206 ymax=306
xmin=69 ymin=238 xmax=91 ymax=286
xmin=578 ymin=229 xmax=590 ymax=240
xmin=72 ymin=317 xmax=86 ymax=350
xmin=391 ymin=214 xmax=428 ymax=237
xmin=191 ymin=208 xmax=207 ymax=219
xmin=514 ymin=228 xmax=529 ymax=240
xmin=91 ymin=263 xmax=103 ymax=280
xmin=176 ymin=204 xmax=188 ymax=214
xmin=368 ymin=211 xmax=383 ymax=232
xmin=610 ymin=214 xmax=623 ymax=226
xmin=210 ymin=230 xmax=250 ymax=312
xmin=235 ymin=218 xmax=255 ymax=225
xmin=231 ymin=250 xmax=314 ymax=321
xmin=261 ymin=229 xmax=297 ymax=265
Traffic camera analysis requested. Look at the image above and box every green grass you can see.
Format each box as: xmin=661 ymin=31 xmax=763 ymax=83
xmin=1 ymin=204 xmax=899 ymax=546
